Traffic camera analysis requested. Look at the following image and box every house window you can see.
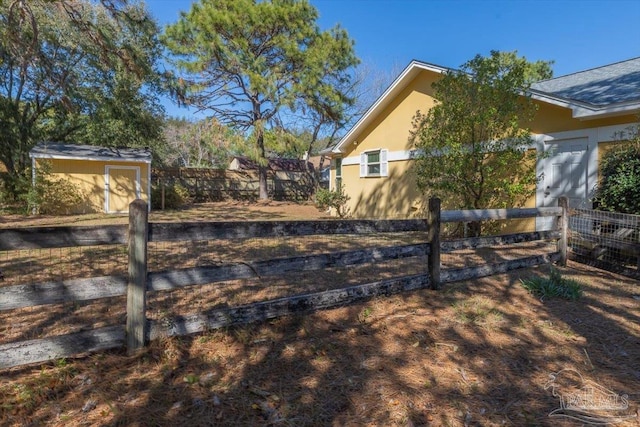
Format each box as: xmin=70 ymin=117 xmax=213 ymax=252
xmin=360 ymin=149 xmax=388 ymax=177
xmin=335 ymin=158 xmax=342 ymax=188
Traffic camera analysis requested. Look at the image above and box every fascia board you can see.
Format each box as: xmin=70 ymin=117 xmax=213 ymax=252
xmin=333 ymin=60 xmax=450 ymax=154
xmin=30 ymin=153 xmax=151 ymax=164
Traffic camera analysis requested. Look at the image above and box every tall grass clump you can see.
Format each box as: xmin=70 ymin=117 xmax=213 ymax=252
xmin=520 ymin=266 xmax=583 ymax=301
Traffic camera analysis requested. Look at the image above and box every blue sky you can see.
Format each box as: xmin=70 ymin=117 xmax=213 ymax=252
xmin=145 ymin=0 xmax=640 ymax=118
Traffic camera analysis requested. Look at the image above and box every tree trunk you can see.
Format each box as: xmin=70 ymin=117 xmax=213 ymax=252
xmin=256 ymin=128 xmax=269 ymax=200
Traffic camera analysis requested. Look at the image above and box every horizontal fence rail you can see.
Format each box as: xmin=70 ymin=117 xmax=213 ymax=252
xmin=148 ymin=219 xmax=428 ymax=242
xmin=149 ymin=274 xmax=431 ymax=340
xmin=0 ymin=244 xmax=428 ymax=310
xmin=0 ymin=197 xmax=569 ymax=369
xmin=441 ymin=206 xmax=562 ymax=223
xmin=0 ymin=225 xmax=127 ymax=250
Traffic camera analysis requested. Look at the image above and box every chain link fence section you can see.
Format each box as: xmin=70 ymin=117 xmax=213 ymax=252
xmin=569 ymin=208 xmax=640 ymax=277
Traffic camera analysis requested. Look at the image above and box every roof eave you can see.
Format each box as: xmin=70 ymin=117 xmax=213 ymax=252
xmin=29 ymin=152 xmax=152 ymax=163
xmin=333 ymin=60 xmax=450 ymax=154
xmin=529 ymin=90 xmax=640 ymax=120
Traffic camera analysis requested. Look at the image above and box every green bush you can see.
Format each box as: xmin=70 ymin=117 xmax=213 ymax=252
xmin=315 ymin=184 xmax=350 ymax=218
xmin=594 ymin=142 xmax=640 ymax=214
xmin=520 ymin=266 xmax=583 ymax=301
xmin=25 ymin=162 xmax=86 ymax=215
xmin=151 ymin=182 xmax=190 ymax=210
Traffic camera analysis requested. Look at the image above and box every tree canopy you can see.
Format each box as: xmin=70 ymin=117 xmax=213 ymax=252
xmin=0 ymin=0 xmax=165 ymax=197
xmin=163 ymin=0 xmax=359 ymax=199
xmin=411 ymin=50 xmax=553 ymax=235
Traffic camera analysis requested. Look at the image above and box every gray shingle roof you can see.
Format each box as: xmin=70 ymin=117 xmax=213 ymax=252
xmin=531 ymin=57 xmax=640 ymax=107
xmin=30 ymin=143 xmax=152 ymax=163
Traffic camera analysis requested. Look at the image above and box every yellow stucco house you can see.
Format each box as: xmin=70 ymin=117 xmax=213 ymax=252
xmin=29 ymin=143 xmax=151 ymax=214
xmin=324 ymin=57 xmax=640 ymax=230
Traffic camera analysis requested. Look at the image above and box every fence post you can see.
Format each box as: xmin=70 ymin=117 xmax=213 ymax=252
xmin=558 ymin=196 xmax=568 ymax=266
xmin=127 ymin=199 xmax=148 ymax=354
xmin=428 ymin=197 xmax=441 ymax=289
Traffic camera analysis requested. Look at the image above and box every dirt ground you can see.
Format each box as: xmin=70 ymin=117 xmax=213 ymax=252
xmin=1 ymin=260 xmax=639 ymax=426
xmin=1 ymin=202 xmax=639 ymax=426
xmin=0 ymin=200 xmax=330 ymax=228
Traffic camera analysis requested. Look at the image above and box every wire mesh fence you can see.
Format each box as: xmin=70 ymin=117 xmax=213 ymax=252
xmin=0 ymin=227 xmax=429 ymax=347
xmin=145 ymin=231 xmax=429 ymax=322
xmin=0 ymin=244 xmax=129 ymax=345
xmin=569 ymin=208 xmax=640 ymax=276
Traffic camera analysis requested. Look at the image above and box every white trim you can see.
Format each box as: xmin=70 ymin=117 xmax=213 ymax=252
xmin=30 ymin=153 xmax=151 ymax=164
xmin=343 ymin=148 xmax=420 ymax=165
xmin=332 ymin=61 xmax=450 ymax=154
xmin=31 ymin=157 xmax=36 ymax=215
xmin=147 ymin=163 xmax=151 ymax=212
xmin=105 ymin=165 xmax=141 ymax=214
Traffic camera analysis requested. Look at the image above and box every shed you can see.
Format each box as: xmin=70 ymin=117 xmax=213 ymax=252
xmin=29 ymin=143 xmax=151 ymax=214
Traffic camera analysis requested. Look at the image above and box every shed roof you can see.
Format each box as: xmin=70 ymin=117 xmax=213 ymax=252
xmin=30 ymin=143 xmax=152 ymax=163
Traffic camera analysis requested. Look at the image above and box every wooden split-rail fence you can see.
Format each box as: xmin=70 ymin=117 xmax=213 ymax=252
xmin=0 ymin=197 xmax=568 ymax=369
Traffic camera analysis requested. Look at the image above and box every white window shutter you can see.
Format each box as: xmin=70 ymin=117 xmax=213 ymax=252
xmin=360 ymin=153 xmax=367 ymax=177
xmin=380 ymin=149 xmax=388 ymax=177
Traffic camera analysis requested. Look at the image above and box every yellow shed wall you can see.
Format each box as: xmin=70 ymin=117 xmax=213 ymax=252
xmin=39 ymin=159 xmax=149 ymax=214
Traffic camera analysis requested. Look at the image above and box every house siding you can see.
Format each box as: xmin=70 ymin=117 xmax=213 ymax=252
xmin=332 ymin=67 xmax=639 ymax=228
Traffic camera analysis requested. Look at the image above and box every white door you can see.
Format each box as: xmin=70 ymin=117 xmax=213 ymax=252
xmin=105 ymin=166 xmax=141 ymax=213
xmin=537 ymin=138 xmax=589 ymax=230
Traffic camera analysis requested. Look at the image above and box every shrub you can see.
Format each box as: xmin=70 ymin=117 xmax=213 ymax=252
xmin=594 ymin=137 xmax=640 ymax=214
xmin=315 ymin=184 xmax=350 ymax=218
xmin=151 ymin=182 xmax=190 ymax=210
xmin=520 ymin=266 xmax=583 ymax=301
xmin=25 ymin=163 xmax=86 ymax=215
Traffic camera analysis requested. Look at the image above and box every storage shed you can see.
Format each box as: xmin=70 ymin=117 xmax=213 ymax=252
xmin=29 ymin=143 xmax=151 ymax=214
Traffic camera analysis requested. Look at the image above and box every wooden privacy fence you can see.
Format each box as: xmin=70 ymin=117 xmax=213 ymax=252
xmin=152 ymin=168 xmax=315 ymax=203
xmin=0 ymin=197 xmax=568 ymax=369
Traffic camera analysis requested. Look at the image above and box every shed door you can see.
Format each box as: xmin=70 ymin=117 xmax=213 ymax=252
xmin=106 ymin=166 xmax=140 ymax=213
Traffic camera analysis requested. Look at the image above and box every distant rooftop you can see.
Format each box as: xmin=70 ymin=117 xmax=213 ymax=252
xmin=30 ymin=143 xmax=152 ymax=163
xmin=531 ymin=57 xmax=640 ymax=107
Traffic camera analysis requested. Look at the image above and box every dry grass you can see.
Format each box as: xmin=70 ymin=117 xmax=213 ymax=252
xmin=1 ymin=202 xmax=639 ymax=426
xmin=1 ymin=262 xmax=638 ymax=426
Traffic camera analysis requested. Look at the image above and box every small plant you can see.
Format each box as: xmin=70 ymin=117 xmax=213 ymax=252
xmin=520 ymin=266 xmax=583 ymax=301
xmin=314 ymin=183 xmax=351 ymax=218
xmin=151 ymin=182 xmax=190 ymax=209
xmin=357 ymin=307 xmax=372 ymax=323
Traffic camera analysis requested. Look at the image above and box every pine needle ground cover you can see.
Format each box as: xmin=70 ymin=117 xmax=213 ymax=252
xmin=1 ymin=262 xmax=638 ymax=426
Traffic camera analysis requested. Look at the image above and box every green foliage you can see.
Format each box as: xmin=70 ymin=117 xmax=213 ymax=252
xmin=520 ymin=266 xmax=583 ymax=301
xmin=411 ymin=50 xmax=553 ymax=236
xmin=163 ymin=0 xmax=359 ymax=199
xmin=315 ymin=184 xmax=350 ymax=218
xmin=0 ymin=0 xmax=164 ymax=197
xmin=151 ymin=182 xmax=190 ymax=210
xmin=594 ymin=128 xmax=640 ymax=214
xmin=26 ymin=162 xmax=86 ymax=215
